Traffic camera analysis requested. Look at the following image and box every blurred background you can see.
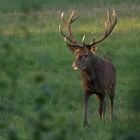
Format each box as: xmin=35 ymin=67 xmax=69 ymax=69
xmin=0 ymin=0 xmax=140 ymax=140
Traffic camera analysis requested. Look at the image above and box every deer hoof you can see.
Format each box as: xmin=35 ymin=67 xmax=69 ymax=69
xmin=83 ymin=121 xmax=89 ymax=127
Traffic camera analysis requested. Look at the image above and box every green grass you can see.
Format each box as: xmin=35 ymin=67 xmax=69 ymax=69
xmin=0 ymin=0 xmax=140 ymax=140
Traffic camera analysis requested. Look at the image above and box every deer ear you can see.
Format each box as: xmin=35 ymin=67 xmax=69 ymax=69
xmin=64 ymin=38 xmax=77 ymax=53
xmin=67 ymin=45 xmax=76 ymax=53
xmin=67 ymin=44 xmax=79 ymax=53
xmin=90 ymin=47 xmax=97 ymax=54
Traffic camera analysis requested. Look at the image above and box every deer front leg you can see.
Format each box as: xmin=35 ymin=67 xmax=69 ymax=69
xmin=83 ymin=93 xmax=90 ymax=127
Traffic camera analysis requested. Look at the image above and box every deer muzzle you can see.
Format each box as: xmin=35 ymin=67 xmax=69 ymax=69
xmin=72 ymin=61 xmax=80 ymax=70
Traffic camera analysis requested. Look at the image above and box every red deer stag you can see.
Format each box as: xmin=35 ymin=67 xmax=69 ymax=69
xmin=59 ymin=10 xmax=117 ymax=127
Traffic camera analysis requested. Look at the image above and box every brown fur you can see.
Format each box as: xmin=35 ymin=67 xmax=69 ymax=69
xmin=71 ymin=48 xmax=116 ymax=127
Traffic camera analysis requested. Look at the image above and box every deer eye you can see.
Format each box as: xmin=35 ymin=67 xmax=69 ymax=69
xmin=84 ymin=54 xmax=88 ymax=57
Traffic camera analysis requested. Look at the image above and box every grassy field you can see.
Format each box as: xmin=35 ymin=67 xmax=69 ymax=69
xmin=0 ymin=0 xmax=140 ymax=140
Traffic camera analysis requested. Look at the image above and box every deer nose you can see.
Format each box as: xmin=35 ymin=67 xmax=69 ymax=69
xmin=72 ymin=61 xmax=79 ymax=70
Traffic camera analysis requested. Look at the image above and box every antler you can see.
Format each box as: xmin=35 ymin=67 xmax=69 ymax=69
xmin=59 ymin=10 xmax=117 ymax=49
xmin=83 ymin=10 xmax=117 ymax=48
xmin=59 ymin=10 xmax=81 ymax=46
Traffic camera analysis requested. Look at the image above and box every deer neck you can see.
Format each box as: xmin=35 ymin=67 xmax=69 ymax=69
xmin=81 ymin=55 xmax=97 ymax=82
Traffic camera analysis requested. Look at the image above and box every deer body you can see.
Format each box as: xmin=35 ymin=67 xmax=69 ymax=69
xmin=81 ymin=54 xmax=116 ymax=126
xmin=81 ymin=55 xmax=116 ymax=95
xmin=59 ymin=10 xmax=117 ymax=127
xmin=73 ymin=49 xmax=116 ymax=126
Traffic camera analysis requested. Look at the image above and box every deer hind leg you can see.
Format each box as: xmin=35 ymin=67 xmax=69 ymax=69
xmin=108 ymin=89 xmax=115 ymax=121
xmin=99 ymin=99 xmax=106 ymax=120
xmin=96 ymin=95 xmax=105 ymax=120
xmin=109 ymin=95 xmax=114 ymax=121
xmin=103 ymin=99 xmax=106 ymax=119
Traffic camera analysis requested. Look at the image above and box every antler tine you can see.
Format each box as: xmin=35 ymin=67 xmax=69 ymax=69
xmin=112 ymin=9 xmax=117 ymax=18
xmin=71 ymin=15 xmax=80 ymax=23
xmin=61 ymin=12 xmax=64 ymax=19
xmin=59 ymin=10 xmax=81 ymax=45
xmin=82 ymin=35 xmax=86 ymax=46
xmin=106 ymin=10 xmax=117 ymax=35
xmin=68 ymin=10 xmax=75 ymax=23
xmin=68 ymin=10 xmax=80 ymax=24
xmin=59 ymin=12 xmax=78 ymax=44
xmin=67 ymin=11 xmax=80 ymax=38
xmin=112 ymin=9 xmax=117 ymax=26
xmin=89 ymin=37 xmax=95 ymax=46
xmin=67 ymin=11 xmax=75 ymax=36
xmin=59 ymin=24 xmax=67 ymax=39
xmin=59 ymin=24 xmax=75 ymax=43
xmin=64 ymin=37 xmax=76 ymax=46
xmin=60 ymin=11 xmax=69 ymax=32
xmin=107 ymin=10 xmax=111 ymax=24
xmin=82 ymin=34 xmax=96 ymax=48
xmin=60 ymin=12 xmax=66 ymax=25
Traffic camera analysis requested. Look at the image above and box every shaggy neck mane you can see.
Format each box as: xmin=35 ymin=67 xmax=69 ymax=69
xmin=81 ymin=54 xmax=99 ymax=81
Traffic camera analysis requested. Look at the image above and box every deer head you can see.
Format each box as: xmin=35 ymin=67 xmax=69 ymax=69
xmin=59 ymin=10 xmax=117 ymax=70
